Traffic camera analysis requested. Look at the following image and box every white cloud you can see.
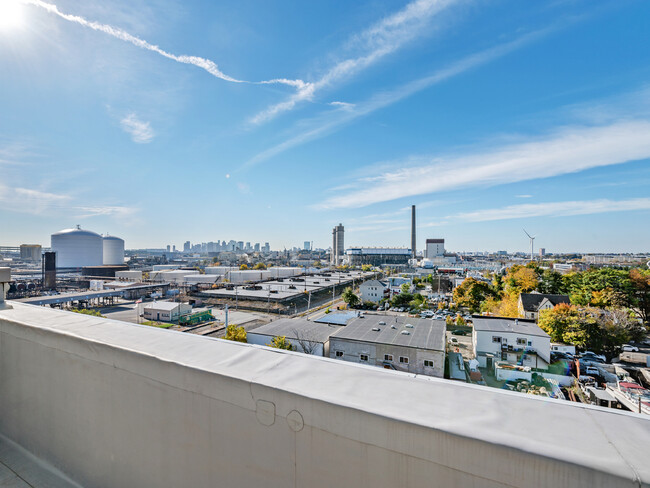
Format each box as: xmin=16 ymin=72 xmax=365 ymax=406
xmin=452 ymin=198 xmax=650 ymax=222
xmin=0 ymin=184 xmax=71 ymax=214
xmin=74 ymin=205 xmax=137 ymax=219
xmin=120 ymin=113 xmax=155 ymax=143
xmin=245 ymin=28 xmax=550 ymax=167
xmin=329 ymin=101 xmax=356 ymax=110
xmin=515 ymin=194 xmax=533 ymax=198
xmin=249 ymin=0 xmax=458 ymax=124
xmin=23 ymin=0 xmax=305 ymax=90
xmin=318 ymin=119 xmax=650 ymax=209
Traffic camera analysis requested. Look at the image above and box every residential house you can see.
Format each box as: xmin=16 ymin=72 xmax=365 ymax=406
xmin=518 ymin=293 xmax=570 ymax=320
xmin=472 ymin=316 xmax=551 ymax=370
xmin=359 ymin=279 xmax=387 ymax=303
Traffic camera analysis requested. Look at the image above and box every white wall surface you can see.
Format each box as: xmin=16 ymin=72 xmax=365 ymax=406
xmin=0 ymin=303 xmax=649 ymax=488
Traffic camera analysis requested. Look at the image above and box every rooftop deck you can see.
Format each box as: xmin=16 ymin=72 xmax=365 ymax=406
xmin=0 ymin=302 xmax=649 ymax=487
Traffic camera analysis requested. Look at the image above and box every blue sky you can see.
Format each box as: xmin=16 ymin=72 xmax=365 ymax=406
xmin=1 ymin=0 xmax=649 ymax=252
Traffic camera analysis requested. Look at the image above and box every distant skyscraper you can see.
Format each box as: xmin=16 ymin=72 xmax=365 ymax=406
xmin=331 ymin=223 xmax=344 ymax=265
xmin=262 ymin=242 xmax=270 ymax=253
xmin=183 ymin=241 xmax=191 ymax=252
xmin=245 ymin=242 xmax=251 ymax=251
xmin=254 ymin=243 xmax=260 ymax=252
xmin=172 ymin=245 xmax=176 ymax=252
xmin=166 ymin=245 xmax=171 ymax=252
xmin=539 ymin=248 xmax=546 ymax=257
xmin=304 ymin=241 xmax=311 ymax=251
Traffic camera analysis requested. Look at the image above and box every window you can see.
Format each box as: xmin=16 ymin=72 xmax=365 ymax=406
xmin=335 ymin=351 xmax=343 ymax=358
xmin=424 ymin=359 xmax=434 ymax=367
xmin=492 ymin=336 xmax=502 ymax=343
xmin=384 ymin=354 xmax=393 ymax=362
xmin=360 ymin=354 xmax=369 ymax=362
xmin=516 ymin=338 xmax=526 ymax=345
xmin=399 ymin=356 xmax=409 ymax=364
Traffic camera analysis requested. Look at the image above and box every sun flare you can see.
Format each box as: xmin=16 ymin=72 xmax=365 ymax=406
xmin=0 ymin=0 xmax=25 ymax=31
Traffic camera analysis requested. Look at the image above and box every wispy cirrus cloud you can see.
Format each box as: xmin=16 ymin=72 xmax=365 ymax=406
xmin=249 ymin=0 xmax=458 ymax=125
xmin=120 ymin=113 xmax=155 ymax=143
xmin=318 ymin=119 xmax=650 ymax=209
xmin=451 ymin=198 xmax=650 ymax=223
xmin=244 ymin=27 xmax=552 ymax=168
xmin=22 ymin=0 xmax=305 ymax=90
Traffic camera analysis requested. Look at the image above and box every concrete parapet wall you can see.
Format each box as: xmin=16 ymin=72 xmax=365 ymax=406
xmin=0 ymin=303 xmax=648 ymax=488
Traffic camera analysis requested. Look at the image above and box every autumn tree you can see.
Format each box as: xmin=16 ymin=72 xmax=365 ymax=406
xmin=253 ymin=262 xmax=267 ymax=270
xmin=239 ymin=264 xmax=249 ymax=270
xmin=453 ymin=278 xmax=494 ymax=314
xmin=267 ymin=335 xmax=293 ymax=350
xmin=222 ymin=324 xmax=247 ymax=342
xmin=629 ymin=268 xmax=650 ymax=326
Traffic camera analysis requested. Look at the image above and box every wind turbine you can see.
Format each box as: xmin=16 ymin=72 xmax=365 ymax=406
xmin=523 ymin=229 xmax=536 ymax=262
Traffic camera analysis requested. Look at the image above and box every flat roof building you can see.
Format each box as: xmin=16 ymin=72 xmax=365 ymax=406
xmin=247 ymin=318 xmax=343 ymax=356
xmin=329 ymin=315 xmax=445 ymax=377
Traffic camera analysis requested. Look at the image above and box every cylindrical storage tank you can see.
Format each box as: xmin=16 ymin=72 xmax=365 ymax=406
xmin=103 ymin=235 xmax=125 ymax=265
xmin=51 ymin=226 xmax=103 ymax=268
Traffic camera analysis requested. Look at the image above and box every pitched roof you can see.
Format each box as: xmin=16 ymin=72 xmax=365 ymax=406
xmin=519 ymin=293 xmax=570 ymax=312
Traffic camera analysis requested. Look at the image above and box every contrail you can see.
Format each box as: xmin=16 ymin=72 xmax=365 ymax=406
xmin=22 ymin=0 xmax=307 ymax=90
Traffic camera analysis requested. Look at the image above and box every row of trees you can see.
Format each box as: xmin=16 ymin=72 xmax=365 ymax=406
xmin=452 ymin=264 xmax=650 ymax=327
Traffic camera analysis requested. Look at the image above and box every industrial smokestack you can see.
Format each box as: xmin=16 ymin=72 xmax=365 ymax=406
xmin=411 ymin=205 xmax=416 ymax=259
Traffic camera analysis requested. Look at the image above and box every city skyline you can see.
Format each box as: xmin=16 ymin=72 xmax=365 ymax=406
xmin=1 ymin=0 xmax=650 ymax=252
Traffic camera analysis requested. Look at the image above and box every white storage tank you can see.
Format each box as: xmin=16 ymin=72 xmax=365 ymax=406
xmin=51 ymin=226 xmax=103 ymax=268
xmin=103 ymin=234 xmax=125 ymax=265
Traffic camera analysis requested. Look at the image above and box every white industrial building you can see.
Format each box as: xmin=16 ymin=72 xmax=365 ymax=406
xmin=51 ymin=226 xmax=103 ymax=268
xmin=425 ymin=238 xmax=445 ymax=258
xmin=102 ymin=235 xmax=125 ymax=265
xmin=472 ymin=316 xmax=551 ymax=370
xmin=142 ymin=301 xmax=192 ymax=322
xmin=329 ymin=315 xmax=446 ymax=377
xmin=359 ymin=280 xmax=387 ymax=303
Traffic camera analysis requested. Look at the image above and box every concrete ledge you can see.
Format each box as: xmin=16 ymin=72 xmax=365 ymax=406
xmin=1 ymin=303 xmax=649 ymax=488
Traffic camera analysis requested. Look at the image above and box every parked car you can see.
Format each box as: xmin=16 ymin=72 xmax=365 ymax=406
xmin=452 ymin=329 xmax=468 ymax=336
xmin=448 ymin=337 xmax=459 ymax=345
xmin=622 ymin=344 xmax=639 ymax=352
xmin=584 ymin=366 xmax=600 ymax=376
xmin=581 ymin=351 xmax=606 ymax=362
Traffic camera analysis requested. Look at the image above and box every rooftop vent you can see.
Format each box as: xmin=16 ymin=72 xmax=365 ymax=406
xmin=400 ymin=331 xmax=410 ymax=335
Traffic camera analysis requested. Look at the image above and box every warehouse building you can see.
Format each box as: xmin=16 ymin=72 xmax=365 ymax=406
xmin=329 ymin=315 xmax=445 ymax=377
xmin=143 ymin=301 xmax=192 ymax=322
xmin=345 ymin=247 xmax=411 ymax=266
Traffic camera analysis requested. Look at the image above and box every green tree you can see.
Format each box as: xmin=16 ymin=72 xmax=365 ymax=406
xmin=453 ymin=278 xmax=494 ymax=314
xmin=538 ymin=270 xmax=566 ymax=294
xmin=267 ymin=335 xmax=293 ymax=350
xmin=391 ymin=291 xmax=414 ymax=307
xmin=222 ymin=324 xmax=247 ymax=342
xmin=401 ymin=282 xmax=411 ymax=294
xmin=629 ymin=268 xmax=650 ymax=326
xmin=361 ymin=264 xmax=372 ymax=272
xmin=342 ymin=287 xmax=360 ymax=308
xmin=455 ymin=315 xmax=466 ymax=326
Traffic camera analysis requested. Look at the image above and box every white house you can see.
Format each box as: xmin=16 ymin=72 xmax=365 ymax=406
xmin=518 ymin=293 xmax=570 ymax=320
xmin=472 ymin=317 xmax=551 ymax=370
xmin=143 ymin=301 xmax=192 ymax=322
xmin=359 ymin=280 xmax=387 ymax=303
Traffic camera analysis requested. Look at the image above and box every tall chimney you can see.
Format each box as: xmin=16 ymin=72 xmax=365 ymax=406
xmin=411 ymin=205 xmax=416 ymax=259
